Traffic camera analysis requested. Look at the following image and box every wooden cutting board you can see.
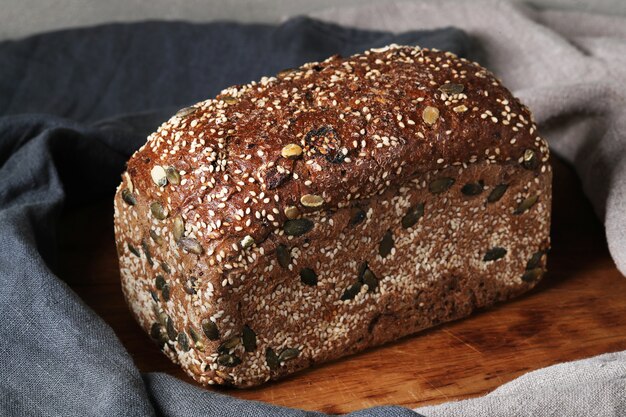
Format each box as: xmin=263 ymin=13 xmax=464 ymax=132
xmin=56 ymin=157 xmax=626 ymax=414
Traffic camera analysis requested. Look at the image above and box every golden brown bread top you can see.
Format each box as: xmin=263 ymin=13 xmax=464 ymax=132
xmin=122 ymin=44 xmax=548 ymax=260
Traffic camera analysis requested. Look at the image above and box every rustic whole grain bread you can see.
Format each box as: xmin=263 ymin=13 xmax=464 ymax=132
xmin=113 ymin=44 xmax=551 ymax=387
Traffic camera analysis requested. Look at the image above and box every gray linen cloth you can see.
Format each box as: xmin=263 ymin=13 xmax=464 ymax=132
xmin=308 ymin=0 xmax=626 ymax=415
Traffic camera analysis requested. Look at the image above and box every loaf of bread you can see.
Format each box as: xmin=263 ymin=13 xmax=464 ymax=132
xmin=114 ymin=44 xmax=551 ymax=387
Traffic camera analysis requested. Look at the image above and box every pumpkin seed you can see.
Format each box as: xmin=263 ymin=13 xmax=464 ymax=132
xmin=160 ymin=262 xmax=171 ymax=274
xmin=188 ymin=326 xmax=205 ymax=350
xmin=177 ymin=332 xmax=190 ymax=351
xmin=526 ymin=250 xmax=545 ymax=270
xmin=166 ymin=317 xmax=177 ymax=341
xmin=178 ymin=237 xmax=203 ymax=254
xmin=438 ymin=83 xmax=464 ymax=95
xmin=483 ymin=247 xmax=507 ymax=262
xmin=429 ymin=177 xmax=455 ymax=194
xmin=299 ymin=268 xmax=318 ymax=286
xmin=150 ymin=165 xmax=168 ymax=187
xmin=172 ymin=216 xmax=185 ymax=241
xmin=522 ymin=149 xmax=539 ymax=170
xmin=165 ymin=166 xmax=181 ymax=184
xmin=128 ymin=242 xmax=140 ymax=257
xmin=141 ymin=239 xmax=153 ymax=265
xmin=218 ymin=336 xmax=240 ymax=353
xmin=149 ymin=229 xmax=163 ymax=245
xmin=221 ymin=96 xmax=238 ymax=105
xmin=175 ymin=106 xmax=197 ymax=118
xmin=379 ymin=229 xmax=394 ymax=258
xmin=422 ymin=106 xmax=440 ymax=125
xmin=242 ymin=325 xmax=257 ymax=352
xmin=281 ymin=143 xmax=303 ymax=159
xmin=183 ymin=277 xmax=197 ymax=295
xmin=202 ymin=319 xmax=220 ymax=340
xmin=341 ymin=282 xmax=363 ymax=301
xmin=284 ymin=206 xmax=300 ymax=219
xmin=300 ymin=194 xmax=324 ymax=208
xmin=361 ymin=268 xmax=378 ymax=293
xmin=276 ymin=244 xmax=291 ymax=268
xmin=215 ymin=370 xmax=234 ymax=383
xmin=278 ymin=348 xmax=300 ymax=362
xmin=150 ymin=202 xmax=167 ymax=220
xmin=217 ymin=354 xmax=241 ymax=367
xmin=514 ymin=195 xmax=538 ymax=215
xmin=149 ymin=290 xmax=159 ymax=302
xmin=522 ymin=268 xmax=543 ymax=283
xmin=401 ymin=203 xmax=424 ymax=228
xmin=283 ymin=218 xmax=313 ymax=236
xmin=150 ymin=323 xmax=167 ymax=347
xmin=266 ymin=348 xmax=280 ymax=370
xmin=161 ymin=283 xmax=171 ymax=301
xmin=487 ymin=184 xmax=509 ymax=203
xmin=121 ymin=188 xmax=136 ymax=205
xmin=349 ymin=207 xmax=366 ymax=227
xmin=240 ymin=235 xmax=254 ymax=249
xmin=156 ymin=309 xmax=168 ymax=326
xmin=461 ymin=182 xmax=484 ymax=196
xmin=155 ymin=274 xmax=166 ymax=290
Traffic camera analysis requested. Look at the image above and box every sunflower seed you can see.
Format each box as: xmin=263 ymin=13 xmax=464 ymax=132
xmin=487 ymin=184 xmax=509 ymax=203
xmin=483 ymin=247 xmax=507 ymax=261
xmin=266 ymin=347 xmax=280 ymax=370
xmin=178 ymin=237 xmax=203 ymax=254
xmin=166 ymin=317 xmax=177 ymax=341
xmin=221 ymin=96 xmax=237 ymax=105
xmin=300 ymin=194 xmax=324 ymax=208
xmin=240 ymin=235 xmax=254 ymax=249
xmin=341 ymin=282 xmax=363 ymax=301
xmin=429 ymin=177 xmax=455 ymax=194
xmin=283 ymin=218 xmax=313 ymax=236
xmin=278 ymin=348 xmax=300 ymax=362
xmin=161 ymin=262 xmax=171 ymax=274
xmin=217 ymin=354 xmax=241 ymax=367
xmin=453 ymin=104 xmax=468 ymax=113
xmin=242 ymin=325 xmax=257 ymax=352
xmin=150 ymin=202 xmax=167 ymax=220
xmin=149 ymin=229 xmax=163 ymax=245
xmin=128 ymin=243 xmax=140 ymax=257
xmin=155 ymin=274 xmax=166 ymax=290
xmin=275 ymin=244 xmax=291 ymax=268
xmin=281 ymin=143 xmax=303 ymax=159
xmin=522 ymin=149 xmax=539 ymax=170
xmin=177 ymin=332 xmax=190 ymax=351
xmin=183 ymin=277 xmax=197 ymax=295
xmin=218 ymin=336 xmax=240 ymax=353
xmin=438 ymin=83 xmax=464 ymax=95
xmin=165 ymin=166 xmax=180 ymax=184
xmin=121 ymin=188 xmax=136 ymax=205
xmin=149 ymin=290 xmax=159 ymax=302
xmin=526 ymin=250 xmax=545 ymax=270
xmin=284 ymin=206 xmax=300 ymax=219
xmin=361 ymin=268 xmax=378 ymax=293
xmin=150 ymin=323 xmax=167 ymax=347
xmin=299 ymin=268 xmax=317 ymax=286
xmin=401 ymin=203 xmax=424 ymax=228
xmin=188 ymin=326 xmax=205 ymax=350
xmin=461 ymin=182 xmax=484 ymax=196
xmin=349 ymin=207 xmax=366 ymax=227
xmin=141 ymin=239 xmax=153 ymax=265
xmin=156 ymin=309 xmax=168 ymax=326
xmin=514 ymin=195 xmax=538 ymax=214
xmin=172 ymin=216 xmax=185 ymax=240
xmin=161 ymin=283 xmax=170 ymax=301
xmin=379 ymin=229 xmax=394 ymax=258
xmin=150 ymin=165 xmax=168 ymax=187
xmin=422 ymin=106 xmax=440 ymax=125
xmin=522 ymin=268 xmax=543 ymax=283
xmin=175 ymin=106 xmax=197 ymax=118
xmin=201 ymin=319 xmax=220 ymax=340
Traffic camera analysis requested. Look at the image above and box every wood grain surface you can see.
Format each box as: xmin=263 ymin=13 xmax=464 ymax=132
xmin=56 ymin=157 xmax=626 ymax=414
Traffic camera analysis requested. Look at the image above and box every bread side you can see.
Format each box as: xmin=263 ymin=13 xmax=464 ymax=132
xmin=113 ymin=44 xmax=551 ymax=387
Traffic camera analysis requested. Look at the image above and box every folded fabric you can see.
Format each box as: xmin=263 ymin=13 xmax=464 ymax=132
xmin=0 ymin=17 xmax=467 ymax=417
